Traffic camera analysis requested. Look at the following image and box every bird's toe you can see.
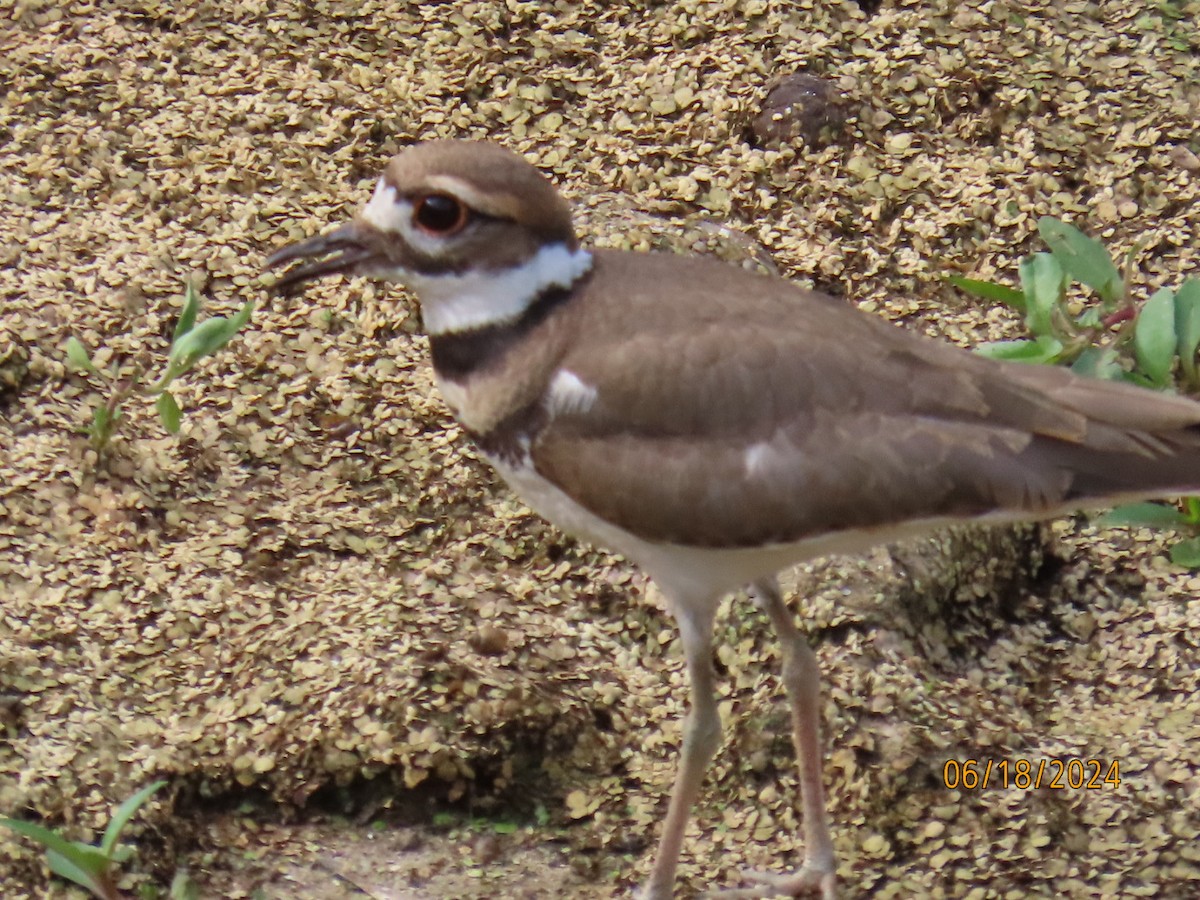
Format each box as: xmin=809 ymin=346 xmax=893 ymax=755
xmin=700 ymin=864 xmax=836 ymax=899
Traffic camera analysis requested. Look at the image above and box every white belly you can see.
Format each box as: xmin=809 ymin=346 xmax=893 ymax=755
xmin=488 ymin=457 xmax=963 ymax=607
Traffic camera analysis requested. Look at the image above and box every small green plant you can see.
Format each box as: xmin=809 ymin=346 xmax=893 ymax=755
xmin=951 ymin=216 xmax=1200 ymax=566
xmin=950 ymin=216 xmax=1200 ymax=387
xmin=1136 ymin=0 xmax=1196 ymax=53
xmin=428 ymin=808 xmax=530 ymax=836
xmin=1094 ymin=498 xmax=1200 ymax=566
xmin=65 ymin=284 xmax=254 ymax=452
xmin=1 ymin=780 xmax=167 ymax=900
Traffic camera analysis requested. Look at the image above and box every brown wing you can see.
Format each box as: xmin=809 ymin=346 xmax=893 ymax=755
xmin=529 ymin=251 xmax=1200 ymax=548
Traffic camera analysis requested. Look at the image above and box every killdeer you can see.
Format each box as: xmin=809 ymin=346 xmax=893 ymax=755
xmin=266 ymin=140 xmax=1200 ymax=899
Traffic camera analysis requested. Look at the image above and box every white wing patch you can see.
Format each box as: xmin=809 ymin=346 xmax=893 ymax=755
xmin=546 ymin=369 xmax=598 ymax=416
xmin=743 ymin=433 xmax=800 ymax=480
xmin=743 ymin=441 xmax=774 ymax=479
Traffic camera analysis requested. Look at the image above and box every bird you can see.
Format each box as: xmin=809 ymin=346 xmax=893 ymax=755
xmin=265 ymin=139 xmax=1200 ymax=899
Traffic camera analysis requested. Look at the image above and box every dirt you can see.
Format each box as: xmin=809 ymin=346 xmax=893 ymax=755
xmin=3 ymin=1 xmax=1199 ymax=898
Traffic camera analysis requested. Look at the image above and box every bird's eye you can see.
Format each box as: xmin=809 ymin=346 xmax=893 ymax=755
xmin=412 ymin=194 xmax=469 ymax=235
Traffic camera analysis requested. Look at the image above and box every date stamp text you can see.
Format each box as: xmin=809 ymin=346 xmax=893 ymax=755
xmin=942 ymin=758 xmax=1121 ymax=790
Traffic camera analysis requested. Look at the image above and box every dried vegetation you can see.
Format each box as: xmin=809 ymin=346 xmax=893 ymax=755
xmin=1 ymin=0 xmax=1199 ymax=896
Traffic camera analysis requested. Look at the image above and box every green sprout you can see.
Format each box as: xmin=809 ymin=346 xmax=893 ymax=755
xmin=65 ymin=284 xmax=254 ymax=452
xmin=951 ymin=216 xmax=1200 ymax=567
xmin=1 ymin=780 xmax=167 ymax=900
xmin=1135 ymin=0 xmax=1196 ymax=53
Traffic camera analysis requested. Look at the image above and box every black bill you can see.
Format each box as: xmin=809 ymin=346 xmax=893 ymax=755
xmin=264 ymin=222 xmax=379 ymax=294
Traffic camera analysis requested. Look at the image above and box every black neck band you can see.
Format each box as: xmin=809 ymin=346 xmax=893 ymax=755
xmin=428 ymin=282 xmax=578 ymax=381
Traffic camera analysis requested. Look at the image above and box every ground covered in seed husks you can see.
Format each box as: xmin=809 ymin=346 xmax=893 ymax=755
xmin=3 ymin=1 xmax=1200 ymax=897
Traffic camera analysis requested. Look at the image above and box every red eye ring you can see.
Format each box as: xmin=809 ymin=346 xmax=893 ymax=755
xmin=412 ymin=193 xmax=469 ymax=235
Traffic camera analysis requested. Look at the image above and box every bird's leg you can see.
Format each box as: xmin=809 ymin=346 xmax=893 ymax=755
xmin=639 ymin=599 xmax=723 ymax=900
xmin=706 ymin=577 xmax=835 ymax=899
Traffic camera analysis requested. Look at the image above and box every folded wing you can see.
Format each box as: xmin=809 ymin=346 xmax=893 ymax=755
xmin=530 ymin=253 xmax=1200 ymax=548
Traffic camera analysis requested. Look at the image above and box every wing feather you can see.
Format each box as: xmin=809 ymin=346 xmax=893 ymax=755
xmin=527 ymin=251 xmax=1200 ymax=548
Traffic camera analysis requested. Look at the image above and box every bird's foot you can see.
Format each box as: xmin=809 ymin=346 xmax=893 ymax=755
xmin=701 ymin=864 xmax=836 ymax=899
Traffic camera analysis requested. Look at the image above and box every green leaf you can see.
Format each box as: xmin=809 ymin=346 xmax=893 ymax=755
xmin=491 ymin=821 xmax=519 ymax=835
xmin=1037 ymin=216 xmax=1123 ymax=303
xmin=101 ymin=781 xmax=167 ymax=857
xmin=947 ymin=275 xmax=1025 ymax=309
xmin=1184 ymin=496 xmax=1200 ymax=524
xmin=46 ymin=847 xmax=110 ymax=896
xmin=173 ymin=283 xmax=201 ymax=343
xmin=1173 ymin=279 xmax=1200 ymax=378
xmin=1071 ymin=346 xmax=1125 ymax=381
xmin=1133 ymin=286 xmax=1177 ymax=386
xmin=1169 ymin=536 xmax=1200 ymax=568
xmin=1095 ymin=502 xmax=1187 ymax=530
xmin=167 ymin=298 xmax=254 ymax=375
xmin=1 ymin=819 xmax=109 ymax=893
xmin=168 ymin=318 xmax=233 ymax=373
xmin=1018 ymin=252 xmax=1065 ymax=336
xmin=65 ymin=337 xmax=99 ymax=376
xmin=228 ymin=296 xmax=255 ymax=332
xmin=975 ymin=335 xmax=1064 ymax=364
xmin=157 ymin=391 xmax=183 ymax=434
xmin=1 ymin=819 xmax=92 ymax=863
xmin=90 ymin=405 xmax=120 ymax=450
xmin=1119 ymin=370 xmax=1159 ymax=388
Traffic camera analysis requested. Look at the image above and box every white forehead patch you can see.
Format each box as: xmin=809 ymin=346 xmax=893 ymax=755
xmin=359 ymin=178 xmax=473 ymax=259
xmin=546 ymin=369 xmax=598 ymax=416
xmin=361 ymin=179 xmax=407 ymax=233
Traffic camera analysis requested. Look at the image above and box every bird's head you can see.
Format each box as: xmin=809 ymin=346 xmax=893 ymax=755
xmin=265 ymin=140 xmax=589 ymax=334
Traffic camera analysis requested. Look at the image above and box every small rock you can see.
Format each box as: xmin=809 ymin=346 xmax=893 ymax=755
xmin=746 ymin=73 xmax=848 ymax=148
xmin=468 ymin=623 xmax=510 ymax=656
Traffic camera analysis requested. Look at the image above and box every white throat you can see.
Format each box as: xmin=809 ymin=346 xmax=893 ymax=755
xmin=405 ymin=242 xmax=593 ymax=336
